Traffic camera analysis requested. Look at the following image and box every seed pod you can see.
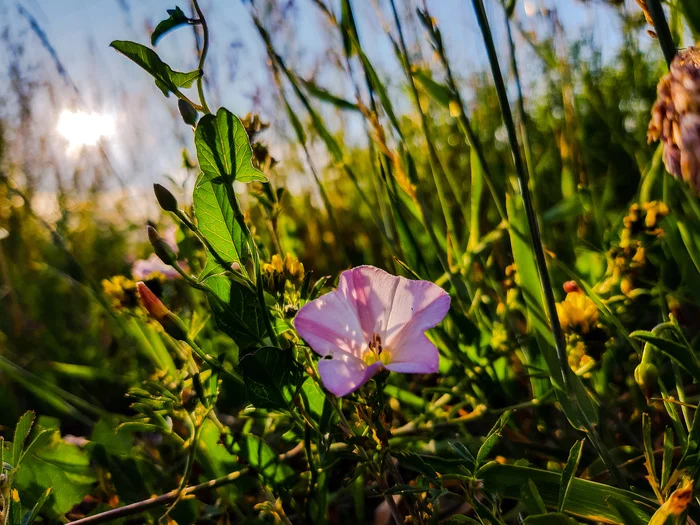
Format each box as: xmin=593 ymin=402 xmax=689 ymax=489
xmin=147 ymin=226 xmax=177 ymax=266
xmin=153 ymin=183 xmax=179 ymax=212
xmin=178 ymin=98 xmax=198 ymax=126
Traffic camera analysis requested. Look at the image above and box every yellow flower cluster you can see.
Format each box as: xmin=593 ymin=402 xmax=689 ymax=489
xmin=620 ymin=201 xmax=669 ymax=248
xmin=596 ymin=201 xmax=669 ymax=296
xmin=567 ymin=339 xmax=594 ymax=373
xmin=556 ymin=291 xmax=599 ymax=334
xmin=262 ymin=252 xmax=305 ymax=294
xmin=102 ymin=275 xmax=138 ymax=309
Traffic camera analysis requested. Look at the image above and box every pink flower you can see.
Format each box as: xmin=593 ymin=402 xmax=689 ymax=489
xmin=294 ymin=265 xmax=450 ymax=397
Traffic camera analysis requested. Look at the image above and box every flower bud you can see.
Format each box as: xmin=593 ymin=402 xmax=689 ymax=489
xmin=137 ymin=282 xmax=169 ymax=322
xmin=178 ymin=98 xmax=198 ymax=126
xmin=153 ymin=184 xmax=179 ymax=213
xmin=147 ymin=226 xmax=177 ymax=267
xmin=137 ymin=282 xmax=189 ymax=341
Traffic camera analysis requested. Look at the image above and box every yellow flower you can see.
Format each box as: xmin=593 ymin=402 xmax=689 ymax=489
xmin=567 ymin=340 xmax=594 ymax=372
xmin=556 ymin=291 xmax=599 ymax=334
xmin=102 ymin=275 xmax=137 ymax=308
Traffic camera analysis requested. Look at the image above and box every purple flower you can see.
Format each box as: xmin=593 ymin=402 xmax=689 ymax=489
xmin=132 ymin=255 xmax=181 ymax=280
xmin=294 ymin=265 xmax=450 ymax=397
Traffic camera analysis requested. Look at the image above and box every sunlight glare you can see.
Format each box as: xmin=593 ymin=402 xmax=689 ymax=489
xmin=57 ymin=110 xmax=115 ymax=149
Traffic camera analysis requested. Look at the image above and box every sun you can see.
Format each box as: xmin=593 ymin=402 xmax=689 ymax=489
xmin=57 ymin=110 xmax=115 ymax=149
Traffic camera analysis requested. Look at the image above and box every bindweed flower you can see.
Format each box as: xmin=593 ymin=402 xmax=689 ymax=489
xmin=648 ymin=47 xmax=700 ymax=192
xmin=294 ymin=265 xmax=450 ymax=397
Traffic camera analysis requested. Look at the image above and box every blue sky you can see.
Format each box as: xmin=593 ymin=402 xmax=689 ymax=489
xmin=2 ymin=0 xmax=645 ymax=194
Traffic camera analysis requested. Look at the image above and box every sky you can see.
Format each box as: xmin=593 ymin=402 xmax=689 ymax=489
xmin=0 ymin=0 xmax=647 ymax=208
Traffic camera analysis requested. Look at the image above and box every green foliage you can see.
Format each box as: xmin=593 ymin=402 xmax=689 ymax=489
xmin=195 ymin=108 xmax=268 ymax=184
xmin=4 ymin=0 xmax=700 ymax=523
xmin=151 ymin=6 xmax=190 ymax=46
xmin=110 ymin=40 xmax=200 ymax=97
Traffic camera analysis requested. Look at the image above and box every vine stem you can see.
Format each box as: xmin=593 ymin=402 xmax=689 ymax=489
xmin=192 ymin=0 xmax=211 ymax=114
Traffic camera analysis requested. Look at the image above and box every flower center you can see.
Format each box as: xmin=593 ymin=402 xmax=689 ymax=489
xmin=362 ymin=333 xmax=392 ymax=366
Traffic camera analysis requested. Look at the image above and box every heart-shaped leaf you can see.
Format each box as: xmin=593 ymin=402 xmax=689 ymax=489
xmin=151 ymin=6 xmax=190 ymax=46
xmin=111 ymin=40 xmax=200 ymax=97
xmin=195 ymin=108 xmax=268 ymax=184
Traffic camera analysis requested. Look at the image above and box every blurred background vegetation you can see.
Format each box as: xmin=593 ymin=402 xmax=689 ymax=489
xmin=2 ymin=0 xmax=700 ymax=522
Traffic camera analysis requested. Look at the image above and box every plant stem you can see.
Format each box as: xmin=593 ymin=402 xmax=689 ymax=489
xmin=469 ymin=0 xmax=568 ymax=385
xmin=389 ymin=0 xmax=462 ymax=257
xmin=223 ymin=183 xmax=280 ymax=347
xmin=67 ymin=468 xmax=249 ymax=524
xmin=192 ymin=0 xmax=212 ymax=114
xmin=646 ymin=0 xmax=677 ymax=67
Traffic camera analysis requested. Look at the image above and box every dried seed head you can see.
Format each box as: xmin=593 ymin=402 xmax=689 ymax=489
xmin=648 ymin=47 xmax=700 ymax=192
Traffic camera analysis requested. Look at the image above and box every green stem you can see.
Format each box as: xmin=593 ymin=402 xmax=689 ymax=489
xmin=389 ymin=0 xmax=461 ymax=256
xmin=646 ymin=0 xmax=677 ymax=67
xmin=470 ymin=0 xmax=629 ymax=490
xmin=470 ymin=0 xmax=568 ymax=389
xmin=502 ymin=2 xmax=536 ymax=204
xmin=192 ymin=0 xmax=212 ymax=114
xmin=419 ymin=1 xmax=506 ymax=223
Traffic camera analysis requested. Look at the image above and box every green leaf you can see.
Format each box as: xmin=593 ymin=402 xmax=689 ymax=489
xmin=151 ymin=7 xmax=190 ymax=46
xmin=480 ymin=463 xmax=656 ymax=523
xmin=476 ymin=410 xmax=512 ymax=469
xmin=507 ymin=195 xmax=598 ymax=427
xmin=468 ymin=147 xmax=484 ymax=251
xmin=558 ymin=440 xmax=584 ymax=512
xmin=299 ymin=77 xmax=359 ymax=111
xmin=195 ymin=107 xmax=267 ymax=184
xmin=679 ymin=0 xmax=700 ymax=36
xmin=630 ymin=330 xmax=700 ymax=382
xmin=205 ymin=274 xmax=265 ymax=349
xmin=238 ymin=346 xmax=302 ymax=410
xmin=383 ymin=384 xmax=426 ymax=410
xmin=661 ymin=427 xmax=673 ymax=491
xmin=411 ymin=69 xmax=452 ymax=108
xmin=21 ymin=487 xmax=52 ymax=525
xmin=300 ymin=378 xmax=335 ymax=433
xmin=356 ymin=44 xmax=403 ymax=138
xmin=193 ymin=172 xmax=248 ymax=270
xmin=110 ymin=40 xmax=200 ymax=97
xmin=12 ymin=411 xmax=35 ymax=468
xmin=235 ymin=434 xmax=295 ymax=486
xmin=642 ymin=413 xmax=657 ymax=485
xmin=521 ymin=479 xmax=547 ymax=515
xmin=440 ymin=516 xmax=480 ymax=525
xmin=15 ymin=430 xmax=95 ymax=517
xmin=524 ymin=514 xmax=582 ymax=525
xmin=393 ymin=451 xmax=438 ymax=481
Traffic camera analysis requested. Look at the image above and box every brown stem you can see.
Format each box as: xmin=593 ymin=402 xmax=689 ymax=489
xmin=67 ymin=468 xmax=248 ymax=525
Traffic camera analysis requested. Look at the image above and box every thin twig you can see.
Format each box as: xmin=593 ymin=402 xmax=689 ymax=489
xmin=67 ymin=468 xmax=249 ymax=524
